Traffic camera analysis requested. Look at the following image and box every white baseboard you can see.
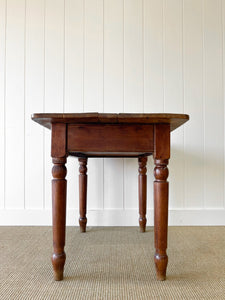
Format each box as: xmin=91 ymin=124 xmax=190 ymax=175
xmin=0 ymin=208 xmax=224 ymax=226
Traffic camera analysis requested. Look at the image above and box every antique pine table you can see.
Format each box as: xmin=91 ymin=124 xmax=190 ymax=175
xmin=32 ymin=113 xmax=189 ymax=281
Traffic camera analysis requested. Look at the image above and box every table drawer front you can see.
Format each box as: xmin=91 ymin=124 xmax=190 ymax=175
xmin=67 ymin=124 xmax=154 ymax=153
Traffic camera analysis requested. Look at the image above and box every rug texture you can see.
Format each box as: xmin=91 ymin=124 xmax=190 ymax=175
xmin=0 ymin=226 xmax=224 ymax=299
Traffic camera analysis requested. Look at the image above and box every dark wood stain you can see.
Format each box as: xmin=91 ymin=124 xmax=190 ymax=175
xmin=32 ymin=112 xmax=189 ymax=131
xmin=67 ymin=124 xmax=154 ymax=155
xmin=32 ymin=112 xmax=189 ymax=281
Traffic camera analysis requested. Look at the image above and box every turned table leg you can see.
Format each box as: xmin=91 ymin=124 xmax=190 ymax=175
xmin=154 ymin=158 xmax=169 ymax=280
xmin=153 ymin=124 xmax=170 ymax=281
xmin=51 ymin=157 xmax=67 ymax=281
xmin=78 ymin=157 xmax=88 ymax=232
xmin=138 ymin=156 xmax=147 ymax=232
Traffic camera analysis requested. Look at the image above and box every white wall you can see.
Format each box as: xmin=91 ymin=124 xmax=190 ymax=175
xmin=0 ymin=0 xmax=225 ymax=226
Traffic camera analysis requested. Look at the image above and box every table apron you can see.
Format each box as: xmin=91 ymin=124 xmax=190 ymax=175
xmin=67 ymin=124 xmax=154 ymax=154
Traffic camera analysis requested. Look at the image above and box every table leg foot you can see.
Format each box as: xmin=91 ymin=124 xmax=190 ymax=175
xmin=138 ymin=157 xmax=147 ymax=233
xmin=79 ymin=217 xmax=87 ymax=232
xmin=154 ymin=253 xmax=168 ymax=280
xmin=52 ymin=252 xmax=66 ymax=281
xmin=139 ymin=217 xmax=146 ymax=232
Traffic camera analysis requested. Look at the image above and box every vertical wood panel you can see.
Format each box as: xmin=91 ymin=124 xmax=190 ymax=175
xmin=183 ymin=0 xmax=204 ymax=208
xmin=84 ymin=0 xmax=104 ymax=210
xmin=0 ymin=0 xmax=6 ymax=208
xmin=104 ymin=159 xmax=123 ymax=209
xmin=103 ymin=0 xmax=124 ymax=209
xmin=25 ymin=0 xmax=45 ymax=209
xmin=44 ymin=0 xmax=65 ymax=209
xmin=67 ymin=157 xmax=79 ymax=210
xmin=164 ymin=0 xmax=184 ymax=208
xmin=104 ymin=0 xmax=123 ymax=113
xmin=84 ymin=0 xmax=103 ymax=112
xmin=164 ymin=0 xmax=183 ymax=112
xmin=124 ymin=0 xmax=143 ymax=210
xmin=223 ymin=0 xmax=225 ymax=209
xmin=203 ymin=0 xmax=224 ymax=208
xmin=124 ymin=0 xmax=143 ymax=113
xmin=64 ymin=0 xmax=83 ymax=210
xmin=44 ymin=0 xmax=64 ymax=112
xmin=64 ymin=0 xmax=83 ymax=112
xmin=5 ymin=0 xmax=25 ymax=209
xmin=144 ymin=0 xmax=164 ymax=112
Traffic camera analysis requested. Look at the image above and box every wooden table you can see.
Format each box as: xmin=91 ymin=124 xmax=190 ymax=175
xmin=32 ymin=113 xmax=189 ymax=281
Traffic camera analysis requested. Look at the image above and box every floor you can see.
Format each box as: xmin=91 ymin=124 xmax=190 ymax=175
xmin=0 ymin=226 xmax=225 ymax=299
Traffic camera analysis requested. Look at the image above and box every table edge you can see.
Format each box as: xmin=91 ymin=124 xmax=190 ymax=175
xmin=31 ymin=113 xmax=189 ymax=132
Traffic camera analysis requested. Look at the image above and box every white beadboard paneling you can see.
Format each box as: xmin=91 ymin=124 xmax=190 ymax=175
xmin=223 ymin=0 xmax=225 ymax=209
xmin=64 ymin=0 xmax=83 ymax=112
xmin=44 ymin=0 xmax=64 ymax=112
xmin=67 ymin=156 xmax=79 ymax=210
xmin=164 ymin=0 xmax=183 ymax=111
xmin=203 ymin=0 xmax=224 ymax=208
xmin=124 ymin=0 xmax=143 ymax=210
xmin=144 ymin=0 xmax=164 ymax=112
xmin=104 ymin=159 xmax=124 ymax=209
xmin=1 ymin=0 xmax=225 ymax=225
xmin=44 ymin=0 xmax=65 ymax=209
xmin=66 ymin=157 xmax=80 ymax=211
xmin=86 ymin=158 xmax=104 ymax=210
xmin=25 ymin=0 xmax=45 ymax=209
xmin=124 ymin=0 xmax=143 ymax=113
xmin=124 ymin=158 xmax=139 ymax=210
xmin=5 ymin=0 xmax=25 ymax=209
xmin=0 ymin=0 xmax=6 ymax=209
xmin=164 ymin=0 xmax=184 ymax=208
xmin=183 ymin=0 xmax=204 ymax=208
xmin=103 ymin=0 xmax=124 ymax=210
xmin=84 ymin=0 xmax=104 ymax=112
xmin=84 ymin=0 xmax=104 ymax=210
xmin=104 ymin=0 xmax=123 ymax=113
xmin=64 ymin=0 xmax=83 ymax=210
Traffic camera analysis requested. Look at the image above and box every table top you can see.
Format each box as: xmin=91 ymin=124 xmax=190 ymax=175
xmin=31 ymin=113 xmax=189 ymax=132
